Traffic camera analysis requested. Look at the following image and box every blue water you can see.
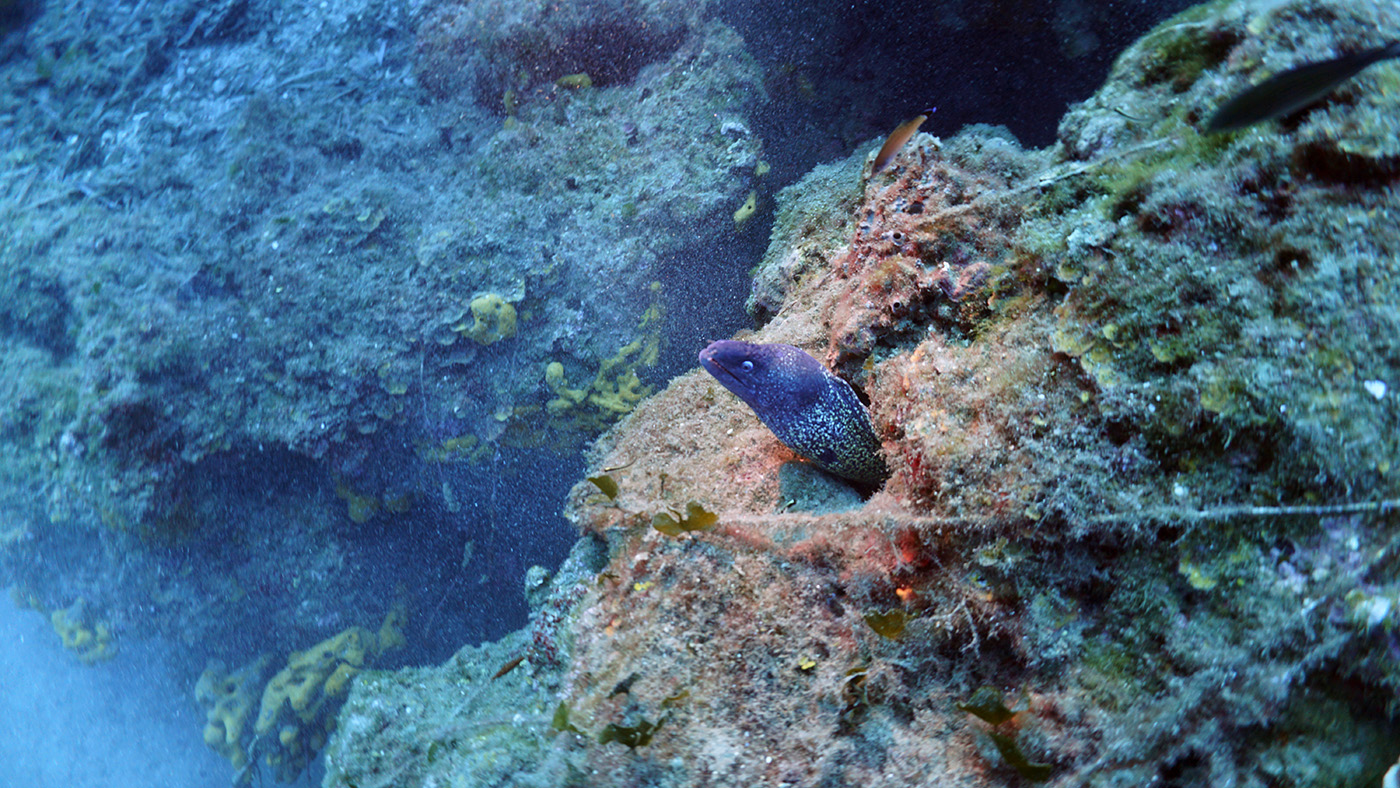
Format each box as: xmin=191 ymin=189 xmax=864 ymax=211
xmin=0 ymin=599 xmax=327 ymax=788
xmin=0 ymin=601 xmax=227 ymax=788
xmin=0 ymin=600 xmax=328 ymax=788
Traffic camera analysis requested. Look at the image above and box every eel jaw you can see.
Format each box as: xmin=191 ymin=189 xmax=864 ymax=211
xmin=698 ymin=346 xmax=757 ymax=401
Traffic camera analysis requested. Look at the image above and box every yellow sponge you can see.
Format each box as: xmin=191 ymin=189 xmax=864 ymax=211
xmin=545 ymin=361 xmax=588 ymax=415
xmin=455 ymin=293 xmax=517 ymax=345
xmin=194 ymin=655 xmax=271 ymax=772
xmin=733 ymin=190 xmax=758 ymax=229
xmin=255 ymin=626 xmax=373 ymax=735
xmin=50 ymin=598 xmax=116 ymax=664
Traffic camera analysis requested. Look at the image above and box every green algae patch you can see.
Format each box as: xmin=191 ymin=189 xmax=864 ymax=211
xmin=989 ymin=731 xmax=1053 ymax=782
xmin=598 ymin=716 xmax=664 ymax=749
xmin=554 ymin=701 xmax=665 ymax=749
xmin=587 ymin=474 xmax=619 ymax=501
xmin=1138 ymin=10 xmax=1236 ymax=92
xmin=957 ymin=687 xmax=1051 ymax=780
xmin=651 ymin=501 xmax=718 ymax=536
xmin=862 ymin=608 xmax=908 ymax=640
xmin=956 ymin=686 xmax=1016 ymax=725
xmin=554 ymin=72 xmax=593 ymax=90
xmin=1178 ymin=557 xmax=1219 ymax=591
xmin=551 ymin=701 xmax=582 ymax=734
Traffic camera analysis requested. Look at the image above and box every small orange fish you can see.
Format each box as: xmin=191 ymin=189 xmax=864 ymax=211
xmin=873 ymin=109 xmax=935 ymax=172
xmin=492 ymin=655 xmax=524 ymax=680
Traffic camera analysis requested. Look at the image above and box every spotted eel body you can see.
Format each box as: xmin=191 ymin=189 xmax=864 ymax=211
xmin=699 ymin=340 xmax=888 ymax=485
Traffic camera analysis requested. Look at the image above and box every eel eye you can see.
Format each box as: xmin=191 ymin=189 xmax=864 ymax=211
xmin=741 ymin=360 xmax=754 ymax=372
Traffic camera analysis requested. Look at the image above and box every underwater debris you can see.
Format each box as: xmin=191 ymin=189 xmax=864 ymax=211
xmin=872 ymin=111 xmax=931 ymax=172
xmin=1205 ymin=40 xmax=1400 ymax=133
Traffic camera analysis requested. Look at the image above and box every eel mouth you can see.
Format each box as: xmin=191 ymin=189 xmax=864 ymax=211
xmin=698 ymin=346 xmax=755 ymax=399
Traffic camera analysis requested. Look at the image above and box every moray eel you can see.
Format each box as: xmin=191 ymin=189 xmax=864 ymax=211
xmin=699 ymin=340 xmax=888 ymax=485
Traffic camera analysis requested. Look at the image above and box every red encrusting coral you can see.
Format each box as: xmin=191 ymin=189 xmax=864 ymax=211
xmin=824 ymin=131 xmax=1032 ymax=374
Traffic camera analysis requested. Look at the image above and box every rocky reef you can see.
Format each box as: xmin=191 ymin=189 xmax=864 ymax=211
xmin=327 ymin=0 xmax=1400 ymax=785
xmin=0 ymin=0 xmax=763 ymax=534
xmin=0 ymin=0 xmax=763 ymax=779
